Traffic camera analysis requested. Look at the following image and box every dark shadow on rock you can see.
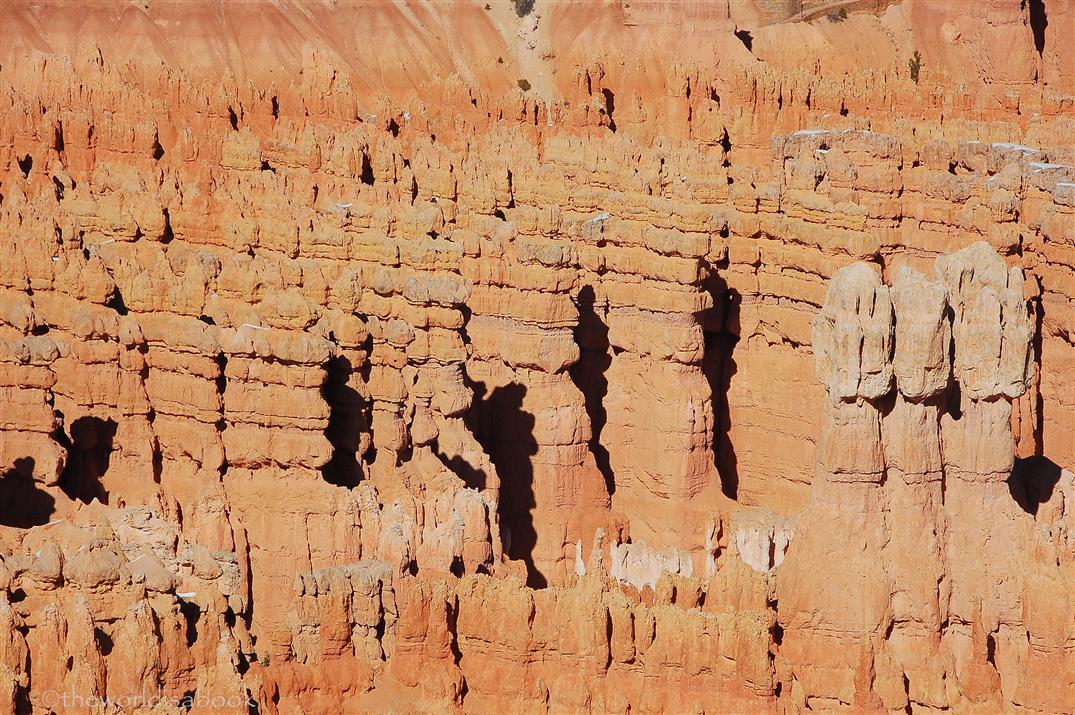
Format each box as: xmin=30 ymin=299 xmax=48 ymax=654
xmin=179 ymin=598 xmax=201 ymax=647
xmin=734 ymin=28 xmax=753 ymax=52
xmin=1028 ymin=0 xmax=1048 ymax=57
xmin=467 ymin=380 xmax=542 ymax=587
xmin=0 ymin=458 xmax=56 ymax=527
xmin=601 ymin=88 xmax=617 ymax=132
xmin=435 ymin=450 xmax=489 ymax=492
xmin=1009 ymin=455 xmax=1062 ymax=517
xmin=702 ymin=270 xmax=740 ymax=500
xmin=570 ymin=285 xmax=615 ymax=497
xmin=58 ymin=416 xmax=116 ymax=504
xmin=321 ymin=354 xmax=367 ymax=488
xmin=1030 ymin=296 xmax=1045 ymax=451
xmin=15 ymin=678 xmax=31 ymax=715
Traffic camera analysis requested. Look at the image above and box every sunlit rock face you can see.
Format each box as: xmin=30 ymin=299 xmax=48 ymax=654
xmin=0 ymin=0 xmax=1072 ymax=712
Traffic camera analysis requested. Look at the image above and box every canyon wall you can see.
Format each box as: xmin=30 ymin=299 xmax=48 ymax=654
xmin=0 ymin=0 xmax=1072 ymax=712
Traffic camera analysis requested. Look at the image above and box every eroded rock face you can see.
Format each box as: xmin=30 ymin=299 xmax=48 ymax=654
xmin=0 ymin=505 xmax=256 ymax=715
xmin=891 ymin=266 xmax=951 ymax=400
xmin=777 ymin=243 xmax=1072 ymax=713
xmin=937 ymin=242 xmax=1035 ymax=401
xmin=0 ymin=0 xmax=1073 ymax=712
xmin=813 ymin=262 xmax=894 ymax=402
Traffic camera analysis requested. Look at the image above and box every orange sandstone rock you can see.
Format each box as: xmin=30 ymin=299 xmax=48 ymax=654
xmin=0 ymin=0 xmax=1072 ymax=712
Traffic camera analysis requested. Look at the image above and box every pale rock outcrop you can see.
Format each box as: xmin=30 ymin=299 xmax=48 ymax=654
xmin=608 ymin=537 xmax=694 ymax=591
xmin=937 ymin=241 xmax=1034 ymax=401
xmin=812 ymin=262 xmax=894 ymax=402
xmin=730 ymin=510 xmax=795 ymax=573
xmin=890 ymin=266 xmax=950 ymax=400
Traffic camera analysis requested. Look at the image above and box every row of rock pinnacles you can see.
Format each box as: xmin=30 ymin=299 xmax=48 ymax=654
xmin=813 ymin=241 xmax=1033 ymax=406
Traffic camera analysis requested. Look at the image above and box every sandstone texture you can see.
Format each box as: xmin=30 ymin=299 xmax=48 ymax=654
xmin=0 ymin=0 xmax=1072 ymax=712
